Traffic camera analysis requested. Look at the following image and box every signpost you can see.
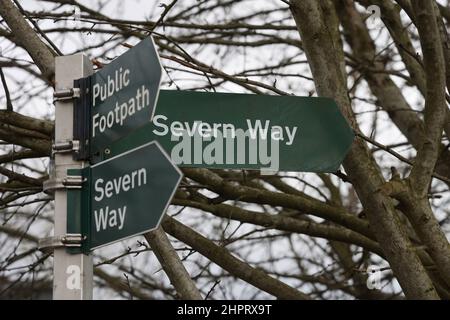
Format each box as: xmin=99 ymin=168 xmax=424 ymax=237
xmin=48 ymin=34 xmax=355 ymax=300
xmin=46 ymin=54 xmax=93 ymax=300
xmin=105 ymin=90 xmax=355 ymax=173
xmin=47 ymin=36 xmax=168 ymax=299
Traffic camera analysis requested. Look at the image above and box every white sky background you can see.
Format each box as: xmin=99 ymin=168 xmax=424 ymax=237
xmin=0 ymin=0 xmax=449 ymax=299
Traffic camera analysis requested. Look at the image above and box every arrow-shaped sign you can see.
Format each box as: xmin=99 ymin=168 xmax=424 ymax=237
xmin=67 ymin=141 xmax=182 ymax=251
xmin=104 ymin=90 xmax=355 ymax=173
xmin=74 ymin=36 xmax=163 ymax=162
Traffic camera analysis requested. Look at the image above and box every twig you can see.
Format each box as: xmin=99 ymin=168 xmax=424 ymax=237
xmin=0 ymin=68 xmax=13 ymax=111
xmin=205 ymin=280 xmax=220 ymax=300
xmin=123 ymin=273 xmax=134 ymax=300
xmin=149 ymin=0 xmax=178 ymax=33
xmin=356 ymin=131 xmax=450 ymax=184
xmin=12 ymin=0 xmax=63 ymax=56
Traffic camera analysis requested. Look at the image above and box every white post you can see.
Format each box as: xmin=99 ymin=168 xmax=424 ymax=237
xmin=53 ymin=54 xmax=93 ymax=299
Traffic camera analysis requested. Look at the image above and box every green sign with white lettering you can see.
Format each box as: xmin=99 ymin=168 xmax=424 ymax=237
xmin=68 ymin=141 xmax=182 ymax=250
xmin=102 ymin=90 xmax=354 ymax=173
xmin=88 ymin=36 xmax=162 ymax=159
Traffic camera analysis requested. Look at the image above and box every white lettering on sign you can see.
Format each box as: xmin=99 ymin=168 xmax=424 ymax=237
xmin=246 ymin=120 xmax=298 ymax=146
xmin=94 ymin=205 xmax=127 ymax=232
xmin=151 ymin=115 xmax=291 ymax=173
xmin=94 ymin=168 xmax=147 ymax=201
xmin=93 ymin=167 xmax=147 ymax=232
xmin=92 ymin=85 xmax=150 ymax=137
xmin=92 ymin=67 xmax=130 ymax=107
xmin=152 ymin=115 xmax=298 ymax=146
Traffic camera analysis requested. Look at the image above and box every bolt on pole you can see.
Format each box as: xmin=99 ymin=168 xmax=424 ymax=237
xmin=52 ymin=54 xmax=93 ymax=299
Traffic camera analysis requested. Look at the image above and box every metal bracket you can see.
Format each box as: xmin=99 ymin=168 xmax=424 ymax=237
xmin=38 ymin=233 xmax=86 ymax=253
xmin=53 ymin=88 xmax=81 ymax=102
xmin=52 ymin=140 xmax=80 ymax=155
xmin=73 ymin=77 xmax=92 ymax=161
xmin=63 ymin=175 xmax=84 ymax=188
xmin=43 ymin=175 xmax=86 ymax=194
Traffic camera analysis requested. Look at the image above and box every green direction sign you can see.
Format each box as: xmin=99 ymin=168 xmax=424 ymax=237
xmin=88 ymin=36 xmax=162 ymax=159
xmin=68 ymin=141 xmax=182 ymax=251
xmin=103 ymin=90 xmax=354 ymax=173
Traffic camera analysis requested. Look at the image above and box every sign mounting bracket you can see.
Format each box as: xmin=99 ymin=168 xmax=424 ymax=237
xmin=73 ymin=76 xmax=92 ymax=161
xmin=53 ymin=88 xmax=81 ymax=102
xmin=38 ymin=234 xmax=86 ymax=254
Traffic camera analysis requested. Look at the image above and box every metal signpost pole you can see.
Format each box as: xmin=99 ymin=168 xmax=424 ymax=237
xmin=52 ymin=54 xmax=93 ymax=299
